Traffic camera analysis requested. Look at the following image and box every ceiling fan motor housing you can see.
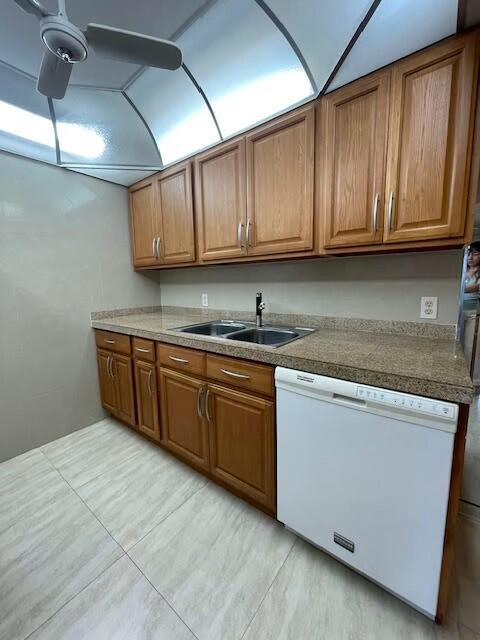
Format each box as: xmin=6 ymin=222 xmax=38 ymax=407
xmin=40 ymin=15 xmax=88 ymax=63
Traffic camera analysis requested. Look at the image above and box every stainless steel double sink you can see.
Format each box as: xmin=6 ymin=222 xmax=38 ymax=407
xmin=173 ymin=320 xmax=314 ymax=348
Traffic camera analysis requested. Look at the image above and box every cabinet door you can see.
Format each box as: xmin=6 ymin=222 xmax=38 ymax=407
xmin=129 ymin=179 xmax=158 ymax=267
xmin=320 ymin=71 xmax=390 ymax=248
xmin=159 ymin=368 xmax=209 ymax=471
xmin=384 ymin=33 xmax=477 ymax=243
xmin=97 ymin=349 xmax=117 ymax=414
xmin=134 ymin=360 xmax=160 ymax=441
xmin=195 ymin=139 xmax=247 ymax=261
xmin=207 ymin=384 xmax=275 ymax=511
xmin=246 ymin=106 xmax=315 ymax=256
xmin=155 ymin=162 xmax=195 ymax=264
xmin=112 ymin=353 xmax=136 ymax=427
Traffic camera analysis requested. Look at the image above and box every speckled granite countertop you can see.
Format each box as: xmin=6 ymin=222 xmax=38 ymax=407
xmin=91 ymin=308 xmax=473 ymax=404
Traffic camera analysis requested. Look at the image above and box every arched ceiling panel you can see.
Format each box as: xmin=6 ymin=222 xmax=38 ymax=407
xmin=328 ymin=0 xmax=458 ymax=92
xmin=54 ymin=88 xmax=161 ymax=166
xmin=178 ymin=0 xmax=314 ymax=138
xmin=262 ymin=0 xmax=373 ymax=93
xmin=0 ymin=64 xmax=56 ymax=164
xmin=126 ymin=66 xmax=220 ymax=166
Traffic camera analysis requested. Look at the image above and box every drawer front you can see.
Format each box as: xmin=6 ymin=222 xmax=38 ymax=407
xmin=157 ymin=343 xmax=205 ymax=376
xmin=206 ymin=354 xmax=274 ymax=396
xmin=133 ymin=337 xmax=156 ymax=362
xmin=95 ymin=330 xmax=131 ymax=355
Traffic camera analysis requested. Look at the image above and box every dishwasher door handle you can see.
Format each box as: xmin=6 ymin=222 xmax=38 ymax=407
xmin=332 ymin=393 xmax=366 ymax=407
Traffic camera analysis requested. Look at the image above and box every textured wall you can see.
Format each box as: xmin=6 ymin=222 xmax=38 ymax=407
xmin=0 ymin=152 xmax=160 ymax=462
xmin=159 ymin=251 xmax=463 ymax=325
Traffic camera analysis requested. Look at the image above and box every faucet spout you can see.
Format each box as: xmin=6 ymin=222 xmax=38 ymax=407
xmin=256 ymin=291 xmax=265 ymax=327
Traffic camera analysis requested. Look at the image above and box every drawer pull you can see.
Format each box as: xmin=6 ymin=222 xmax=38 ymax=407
xmin=169 ymin=356 xmax=189 ymax=364
xmin=220 ymin=368 xmax=250 ymax=380
xmin=104 ymin=339 xmax=116 ymax=344
xmin=136 ymin=347 xmax=150 ymax=353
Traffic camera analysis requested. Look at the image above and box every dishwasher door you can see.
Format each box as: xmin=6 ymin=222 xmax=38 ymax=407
xmin=276 ymin=369 xmax=456 ymax=618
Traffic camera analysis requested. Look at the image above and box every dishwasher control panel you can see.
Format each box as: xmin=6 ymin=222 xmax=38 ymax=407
xmin=356 ymin=386 xmax=457 ymax=421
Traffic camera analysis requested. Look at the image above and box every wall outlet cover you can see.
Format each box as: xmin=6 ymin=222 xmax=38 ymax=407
xmin=420 ymin=296 xmax=438 ymax=319
xmin=202 ymin=293 xmax=208 ymax=307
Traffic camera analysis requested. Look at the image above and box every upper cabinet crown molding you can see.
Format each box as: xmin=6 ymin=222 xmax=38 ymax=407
xmin=245 ymin=105 xmax=315 ymax=256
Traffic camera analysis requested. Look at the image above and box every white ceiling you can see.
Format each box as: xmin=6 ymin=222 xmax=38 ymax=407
xmin=0 ymin=0 xmax=461 ymax=186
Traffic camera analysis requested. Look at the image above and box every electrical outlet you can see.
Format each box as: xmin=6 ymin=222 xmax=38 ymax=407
xmin=202 ymin=293 xmax=208 ymax=307
xmin=420 ymin=296 xmax=438 ymax=319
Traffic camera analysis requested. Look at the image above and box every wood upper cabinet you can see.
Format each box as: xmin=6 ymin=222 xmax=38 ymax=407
xmin=134 ymin=359 xmax=160 ymax=442
xmin=129 ymin=179 xmax=158 ymax=267
xmin=195 ymin=139 xmax=247 ymax=261
xmin=96 ymin=348 xmax=136 ymax=427
xmin=246 ymin=106 xmax=315 ymax=256
xmin=154 ymin=162 xmax=196 ymax=264
xmin=159 ymin=368 xmax=209 ymax=471
xmin=320 ymin=70 xmax=390 ymax=248
xmin=207 ymin=383 xmax=275 ymax=511
xmin=384 ymin=33 xmax=477 ymax=243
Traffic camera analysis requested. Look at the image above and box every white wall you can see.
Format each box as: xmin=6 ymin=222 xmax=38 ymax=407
xmin=159 ymin=251 xmax=463 ymax=325
xmin=0 ymin=152 xmax=160 ymax=462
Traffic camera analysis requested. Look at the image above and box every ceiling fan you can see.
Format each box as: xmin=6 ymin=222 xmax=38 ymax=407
xmin=13 ymin=0 xmax=183 ymax=99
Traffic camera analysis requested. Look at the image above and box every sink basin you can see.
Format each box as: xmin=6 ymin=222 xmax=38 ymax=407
xmin=174 ymin=319 xmax=314 ymax=348
xmin=176 ymin=321 xmax=246 ymax=336
xmin=226 ymin=327 xmax=299 ymax=346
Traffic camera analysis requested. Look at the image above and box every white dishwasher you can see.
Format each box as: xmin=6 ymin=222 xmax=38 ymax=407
xmin=276 ymin=367 xmax=458 ymax=619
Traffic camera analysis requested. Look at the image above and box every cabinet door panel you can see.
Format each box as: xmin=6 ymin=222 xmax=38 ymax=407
xmin=159 ymin=368 xmax=209 ymax=471
xmin=112 ymin=353 xmax=136 ymax=427
xmin=135 ymin=360 xmax=160 ymax=441
xmin=384 ymin=34 xmax=477 ymax=242
xmin=97 ymin=349 xmax=116 ymax=414
xmin=321 ymin=71 xmax=389 ymax=247
xmin=208 ymin=384 xmax=274 ymax=511
xmin=156 ymin=162 xmax=195 ymax=264
xmin=246 ymin=106 xmax=315 ymax=256
xmin=129 ymin=180 xmax=158 ymax=267
xmin=195 ymin=139 xmax=247 ymax=261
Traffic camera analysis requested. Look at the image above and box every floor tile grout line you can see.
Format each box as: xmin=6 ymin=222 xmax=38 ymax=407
xmin=239 ymin=536 xmax=298 ymax=640
xmin=126 ymin=481 xmax=208 ymax=554
xmin=23 ymin=554 xmax=126 ymax=640
xmin=126 ymin=551 xmax=201 ymax=640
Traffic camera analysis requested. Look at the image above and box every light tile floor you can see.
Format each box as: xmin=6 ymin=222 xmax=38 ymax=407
xmin=0 ymin=417 xmax=479 ymax=640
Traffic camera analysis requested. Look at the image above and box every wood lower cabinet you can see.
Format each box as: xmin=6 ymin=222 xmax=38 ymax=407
xmin=384 ymin=33 xmax=477 ymax=243
xmin=246 ymin=106 xmax=315 ymax=256
xmin=97 ymin=348 xmax=136 ymax=427
xmin=159 ymin=368 xmax=209 ymax=471
xmin=320 ymin=70 xmax=390 ymax=248
xmin=134 ymin=359 xmax=160 ymax=441
xmin=206 ymin=384 xmax=275 ymax=512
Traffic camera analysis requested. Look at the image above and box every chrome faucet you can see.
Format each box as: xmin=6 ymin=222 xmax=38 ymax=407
xmin=256 ymin=291 xmax=265 ymax=327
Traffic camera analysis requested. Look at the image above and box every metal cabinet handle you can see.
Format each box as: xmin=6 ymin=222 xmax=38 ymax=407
xmin=136 ymin=347 xmax=150 ymax=353
xmin=106 ymin=354 xmax=112 ymax=378
xmin=237 ymin=222 xmax=244 ymax=248
xmin=205 ymin=389 xmax=212 ymax=424
xmin=152 ymin=237 xmax=157 ymax=259
xmin=196 ymin=386 xmax=205 ymax=418
xmin=387 ymin=192 xmax=394 ymax=232
xmin=110 ymin=356 xmax=116 ymax=378
xmin=372 ymin=193 xmax=379 ymax=232
xmin=156 ymin=237 xmax=162 ymax=259
xmin=246 ymin=219 xmax=252 ymax=247
xmin=147 ymin=369 xmax=153 ymax=396
xmin=169 ymin=356 xmax=189 ymax=364
xmin=220 ymin=368 xmax=250 ymax=380
xmin=104 ymin=339 xmax=115 ymax=344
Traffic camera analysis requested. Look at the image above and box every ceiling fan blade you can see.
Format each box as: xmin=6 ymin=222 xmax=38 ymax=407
xmin=85 ymin=23 xmax=182 ymax=70
xmin=37 ymin=49 xmax=72 ymax=99
xmin=12 ymin=0 xmax=51 ymax=19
